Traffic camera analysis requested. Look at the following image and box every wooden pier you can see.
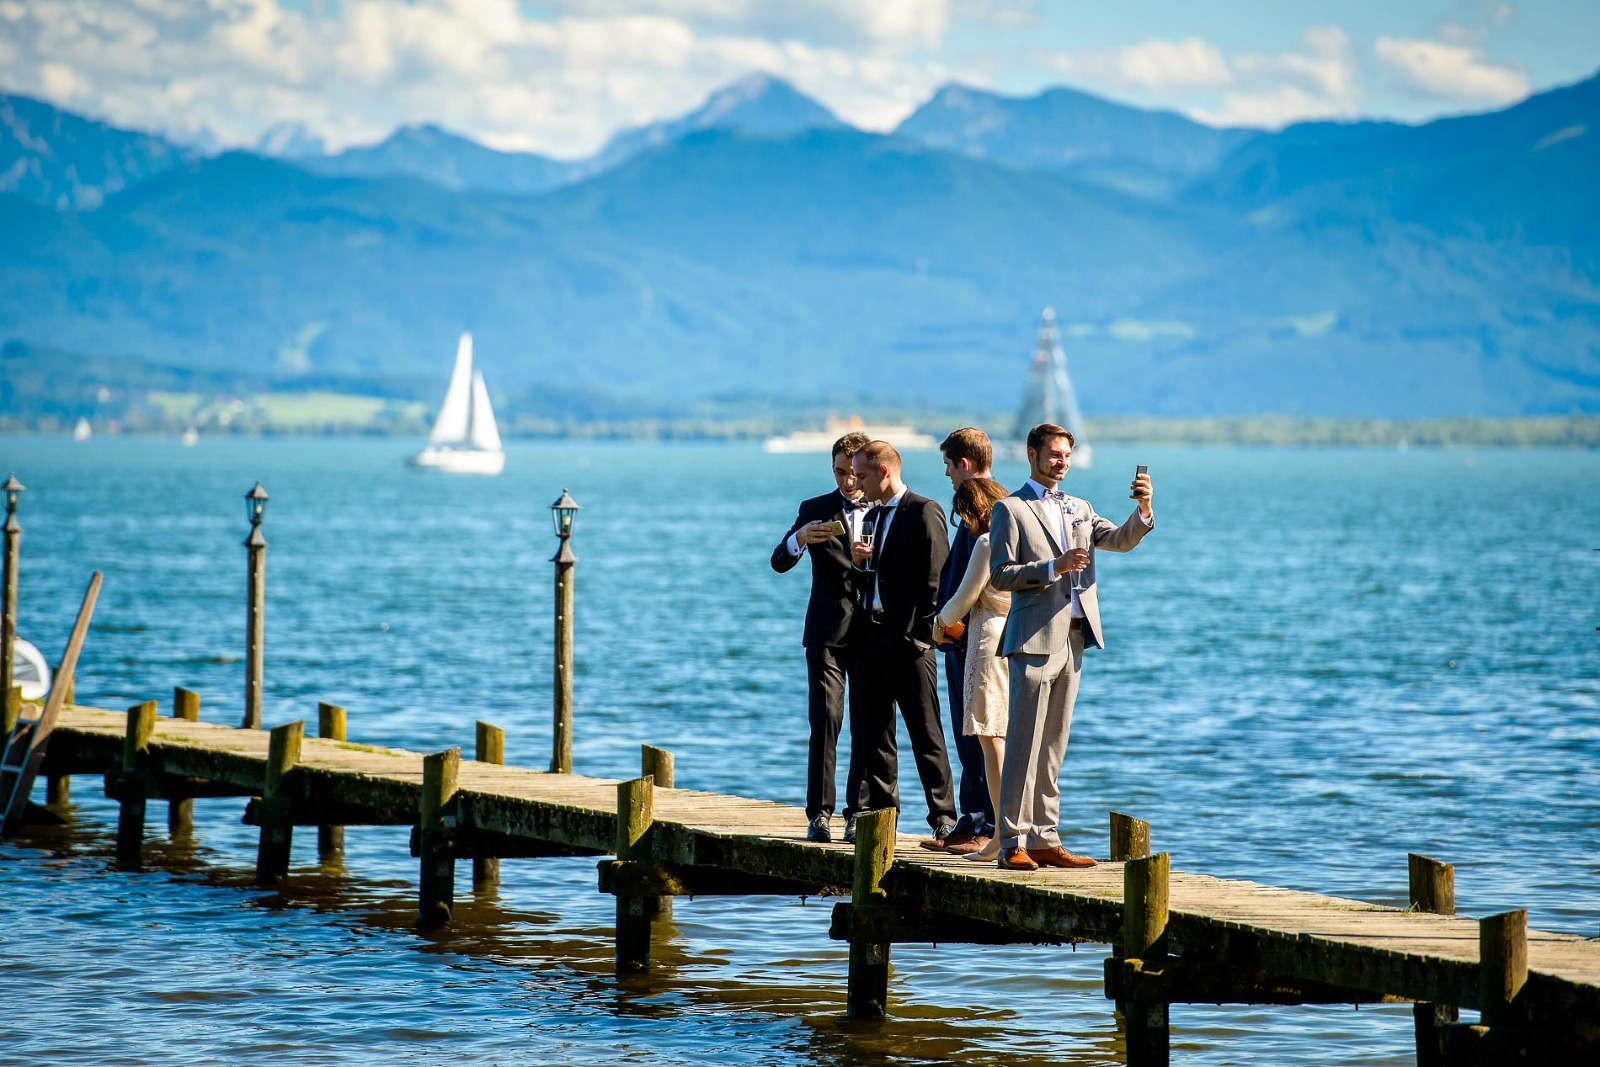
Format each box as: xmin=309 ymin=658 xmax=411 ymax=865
xmin=9 ymin=698 xmax=1598 ymax=1066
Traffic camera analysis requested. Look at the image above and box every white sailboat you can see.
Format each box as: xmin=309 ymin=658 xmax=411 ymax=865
xmin=72 ymin=417 xmax=92 ymax=442
xmin=1013 ymin=308 xmax=1091 ymax=468
xmin=410 ymin=332 xmax=506 ymax=475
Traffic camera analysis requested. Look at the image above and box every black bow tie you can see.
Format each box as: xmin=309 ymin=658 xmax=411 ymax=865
xmin=843 ymin=498 xmax=871 ymax=511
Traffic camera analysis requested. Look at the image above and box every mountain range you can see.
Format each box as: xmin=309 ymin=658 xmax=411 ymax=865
xmin=2 ymin=71 xmax=1597 ymax=420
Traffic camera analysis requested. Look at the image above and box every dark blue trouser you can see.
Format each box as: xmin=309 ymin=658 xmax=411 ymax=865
xmin=943 ymin=641 xmax=994 ymax=836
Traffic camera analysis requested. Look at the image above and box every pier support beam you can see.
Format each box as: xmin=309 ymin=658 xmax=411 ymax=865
xmin=846 ymin=807 xmax=896 ymax=1019
xmin=317 ymin=702 xmax=347 ymax=861
xmin=640 ymin=745 xmax=674 ymax=922
xmin=418 ymin=748 xmax=460 ymax=928
xmin=1409 ymin=853 xmax=1458 ymax=1067
xmin=1122 ymin=852 xmax=1172 ymax=1067
xmin=254 ymin=721 xmax=303 ymax=885
xmin=167 ymin=687 xmax=200 ymax=837
xmin=114 ymin=701 xmax=157 ymax=868
xmin=614 ymin=775 xmax=655 ymax=974
xmin=471 ymin=721 xmax=504 ymax=888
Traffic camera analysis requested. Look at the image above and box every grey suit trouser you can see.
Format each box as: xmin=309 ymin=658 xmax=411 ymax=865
xmin=999 ymin=627 xmax=1085 ymax=850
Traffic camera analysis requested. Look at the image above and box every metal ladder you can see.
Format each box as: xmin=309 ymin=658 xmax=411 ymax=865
xmin=1 ymin=573 xmax=101 ymax=835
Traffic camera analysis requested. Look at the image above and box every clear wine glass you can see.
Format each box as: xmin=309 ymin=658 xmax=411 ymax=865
xmin=859 ymin=518 xmax=876 ymax=571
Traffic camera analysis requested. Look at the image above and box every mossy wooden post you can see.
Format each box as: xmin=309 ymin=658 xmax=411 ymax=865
xmin=418 ymin=747 xmax=459 ymax=928
xmin=1479 ymin=910 xmax=1528 ymax=1028
xmin=846 ymin=807 xmax=896 ymax=1019
xmin=114 ymin=701 xmax=158 ymax=867
xmin=1124 ymin=852 xmax=1171 ymax=1067
xmin=254 ymin=720 xmax=302 ymax=885
xmin=166 ymin=687 xmax=201 ymax=835
xmin=1110 ymin=811 xmax=1150 ymax=862
xmin=2 ymin=685 xmax=18 ymax=736
xmin=316 ymin=702 xmax=347 ymax=860
xmin=472 ymin=721 xmax=504 ymax=887
xmin=1109 ymin=812 xmax=1151 ymax=1019
xmin=1409 ymin=853 xmax=1458 ymax=1067
xmin=44 ymin=665 xmax=75 ymax=804
xmin=640 ymin=745 xmax=674 ymax=922
xmin=614 ymin=775 xmax=654 ymax=974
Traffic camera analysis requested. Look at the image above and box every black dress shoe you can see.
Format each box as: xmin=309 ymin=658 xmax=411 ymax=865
xmin=842 ymin=814 xmax=858 ymax=844
xmin=806 ymin=815 xmax=832 ymax=843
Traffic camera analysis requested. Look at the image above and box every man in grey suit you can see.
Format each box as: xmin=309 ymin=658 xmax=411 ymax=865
xmin=988 ymin=422 xmax=1154 ymax=871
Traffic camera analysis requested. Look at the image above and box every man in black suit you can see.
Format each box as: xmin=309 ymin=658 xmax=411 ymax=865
xmin=848 ymin=440 xmax=958 ymax=841
xmin=772 ymin=431 xmax=873 ymax=843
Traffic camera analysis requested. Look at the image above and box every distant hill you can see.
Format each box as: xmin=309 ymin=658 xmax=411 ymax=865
xmin=894 ymin=83 xmax=1253 ymax=197
xmin=0 ymin=93 xmax=194 ymax=209
xmin=1 ymin=73 xmax=1596 ymax=420
xmin=302 ymin=124 xmax=579 ymax=195
xmin=585 ymin=73 xmax=845 ymax=174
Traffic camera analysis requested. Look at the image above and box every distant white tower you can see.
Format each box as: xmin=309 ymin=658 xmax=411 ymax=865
xmin=1013 ymin=308 xmax=1091 ymax=468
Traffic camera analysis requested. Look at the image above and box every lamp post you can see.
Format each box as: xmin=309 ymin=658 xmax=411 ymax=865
xmin=243 ymin=482 xmax=269 ymax=730
xmin=2 ymin=474 xmax=23 ymax=723
xmin=549 ymin=489 xmax=580 ymax=774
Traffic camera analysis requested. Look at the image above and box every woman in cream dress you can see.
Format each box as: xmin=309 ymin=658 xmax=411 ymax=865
xmin=933 ymin=477 xmax=1011 ymax=863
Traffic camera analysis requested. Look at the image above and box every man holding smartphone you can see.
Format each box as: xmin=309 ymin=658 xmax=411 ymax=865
xmin=773 ymin=431 xmax=873 ymax=843
xmin=988 ymin=423 xmax=1154 ymax=871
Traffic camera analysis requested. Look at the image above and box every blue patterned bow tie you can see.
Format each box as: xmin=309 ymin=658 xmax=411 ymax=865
xmin=1043 ymin=488 xmax=1075 ymax=513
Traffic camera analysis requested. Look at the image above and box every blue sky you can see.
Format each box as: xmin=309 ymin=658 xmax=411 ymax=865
xmin=1 ymin=1 xmax=1594 ymax=156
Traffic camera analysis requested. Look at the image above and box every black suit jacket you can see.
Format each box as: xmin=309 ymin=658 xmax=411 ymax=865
xmin=772 ymin=490 xmax=865 ymax=648
xmin=866 ymin=490 xmax=949 ymax=649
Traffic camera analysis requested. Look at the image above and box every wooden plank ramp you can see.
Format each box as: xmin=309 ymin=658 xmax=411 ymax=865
xmin=19 ymin=703 xmax=1600 ymax=1066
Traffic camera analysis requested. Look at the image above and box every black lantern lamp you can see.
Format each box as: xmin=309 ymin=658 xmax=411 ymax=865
xmin=3 ymin=473 xmax=22 ymax=519
xmin=245 ymin=482 xmax=270 ymax=528
xmin=550 ymin=488 xmax=580 ymax=540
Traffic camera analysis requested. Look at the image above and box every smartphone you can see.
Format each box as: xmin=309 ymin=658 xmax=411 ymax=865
xmin=1130 ymin=464 xmax=1147 ymax=499
xmin=822 ymin=519 xmax=846 ymax=536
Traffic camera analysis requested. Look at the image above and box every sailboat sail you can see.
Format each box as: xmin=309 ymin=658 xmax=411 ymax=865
xmin=1013 ymin=308 xmax=1091 ymax=467
xmin=411 ymin=331 xmax=506 ymax=475
xmin=467 ymin=371 xmax=502 ymax=452
xmin=428 ymin=333 xmax=475 ymax=444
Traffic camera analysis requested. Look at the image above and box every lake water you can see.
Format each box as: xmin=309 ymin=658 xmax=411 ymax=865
xmin=2 ymin=436 xmax=1596 ymax=1065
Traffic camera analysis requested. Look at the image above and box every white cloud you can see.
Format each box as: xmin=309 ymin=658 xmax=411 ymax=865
xmin=1049 ymin=37 xmax=1231 ymax=92
xmin=0 ymin=0 xmax=950 ymax=155
xmin=539 ymin=0 xmax=950 ymax=51
xmin=952 ymin=0 xmax=1041 ymax=31
xmin=1375 ymin=36 xmax=1529 ymax=104
xmin=1047 ymin=27 xmax=1359 ymax=129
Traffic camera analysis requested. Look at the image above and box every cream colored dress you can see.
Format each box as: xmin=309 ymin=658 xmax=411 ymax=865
xmin=936 ymin=533 xmax=1011 ymax=737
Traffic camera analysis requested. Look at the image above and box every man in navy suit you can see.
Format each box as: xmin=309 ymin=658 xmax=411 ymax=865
xmin=848 ymin=440 xmax=958 ymax=841
xmin=772 ymin=431 xmax=873 ymax=843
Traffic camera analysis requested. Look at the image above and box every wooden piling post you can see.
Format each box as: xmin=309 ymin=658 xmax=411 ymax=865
xmin=1123 ymin=852 xmax=1171 ymax=1066
xmin=316 ymin=702 xmax=347 ymax=860
xmin=254 ymin=720 xmax=302 ymax=885
xmin=472 ymin=720 xmax=504 ymax=887
xmin=3 ymin=685 xmax=20 ymax=736
xmin=846 ymin=807 xmax=897 ymax=1019
xmin=639 ymin=745 xmax=675 ymax=921
xmin=1478 ymin=910 xmax=1527 ymax=1027
xmin=1409 ymin=853 xmax=1458 ymax=1067
xmin=1110 ymin=811 xmax=1150 ymax=862
xmin=167 ymin=688 xmax=201 ymax=836
xmin=551 ymin=546 xmax=575 ymax=774
xmin=115 ymin=701 xmax=157 ymax=868
xmin=418 ymin=747 xmax=459 ymax=928
xmin=44 ymin=671 xmax=77 ymax=804
xmin=614 ymin=775 xmax=656 ymax=973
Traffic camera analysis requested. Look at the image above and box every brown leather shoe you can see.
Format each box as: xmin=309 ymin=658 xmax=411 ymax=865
xmin=945 ymin=835 xmax=990 ymax=856
xmin=1027 ymin=845 xmax=1097 ymax=868
xmin=997 ymin=847 xmax=1038 ymax=871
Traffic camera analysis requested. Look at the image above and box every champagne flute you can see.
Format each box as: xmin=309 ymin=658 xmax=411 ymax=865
xmin=859 ymin=517 xmax=876 ymax=571
xmin=1070 ymin=526 xmax=1089 ymax=594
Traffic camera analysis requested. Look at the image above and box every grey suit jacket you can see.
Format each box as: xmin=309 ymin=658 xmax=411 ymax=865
xmin=988 ymin=483 xmax=1152 ymax=654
